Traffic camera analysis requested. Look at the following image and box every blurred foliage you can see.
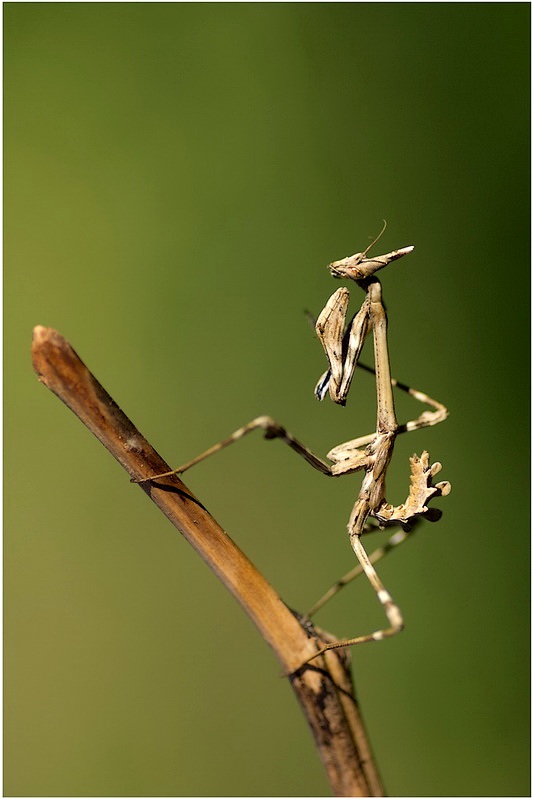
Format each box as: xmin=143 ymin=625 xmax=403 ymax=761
xmin=5 ymin=3 xmax=529 ymax=796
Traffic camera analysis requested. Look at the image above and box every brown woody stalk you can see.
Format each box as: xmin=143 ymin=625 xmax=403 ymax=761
xmin=31 ymin=325 xmax=384 ymax=798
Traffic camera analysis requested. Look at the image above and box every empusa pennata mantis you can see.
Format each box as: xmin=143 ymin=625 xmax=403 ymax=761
xmin=135 ymin=225 xmax=450 ymax=668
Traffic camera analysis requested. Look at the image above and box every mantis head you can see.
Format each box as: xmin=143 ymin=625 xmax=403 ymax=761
xmin=328 ymin=244 xmax=414 ymax=281
xmin=327 ymin=221 xmax=414 ymax=281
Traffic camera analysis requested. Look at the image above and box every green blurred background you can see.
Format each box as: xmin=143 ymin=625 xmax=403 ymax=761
xmin=5 ymin=3 xmax=530 ymax=796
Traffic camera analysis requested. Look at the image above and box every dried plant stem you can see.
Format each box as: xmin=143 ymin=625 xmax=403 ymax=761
xmin=31 ymin=325 xmax=384 ymax=798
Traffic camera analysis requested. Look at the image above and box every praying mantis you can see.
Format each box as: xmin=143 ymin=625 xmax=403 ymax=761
xmin=137 ymin=226 xmax=450 ymax=667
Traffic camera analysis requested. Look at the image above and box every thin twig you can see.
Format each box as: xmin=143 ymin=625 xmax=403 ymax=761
xmin=31 ymin=325 xmax=384 ymax=798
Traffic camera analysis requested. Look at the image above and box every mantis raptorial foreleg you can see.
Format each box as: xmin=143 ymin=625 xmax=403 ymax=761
xmin=135 ymin=227 xmax=450 ymax=670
